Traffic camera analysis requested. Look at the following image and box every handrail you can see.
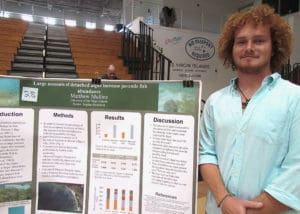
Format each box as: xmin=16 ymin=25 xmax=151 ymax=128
xmin=121 ymin=27 xmax=141 ymax=78
xmin=120 ymin=21 xmax=172 ymax=80
xmin=280 ymin=62 xmax=300 ymax=85
xmin=292 ymin=63 xmax=300 ymax=85
xmin=42 ymin=24 xmax=48 ymax=78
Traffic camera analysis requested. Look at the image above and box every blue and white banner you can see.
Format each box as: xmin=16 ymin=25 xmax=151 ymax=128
xmin=152 ymin=26 xmax=236 ymax=99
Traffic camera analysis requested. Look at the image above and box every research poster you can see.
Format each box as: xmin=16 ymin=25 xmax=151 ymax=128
xmin=0 ymin=76 xmax=202 ymax=214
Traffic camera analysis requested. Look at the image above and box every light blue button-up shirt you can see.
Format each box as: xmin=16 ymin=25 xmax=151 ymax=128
xmin=199 ymin=73 xmax=300 ymax=214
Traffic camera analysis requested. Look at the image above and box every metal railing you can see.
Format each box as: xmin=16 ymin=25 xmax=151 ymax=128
xmin=120 ymin=21 xmax=172 ymax=80
xmin=280 ymin=62 xmax=300 ymax=85
xmin=121 ymin=27 xmax=140 ymax=78
xmin=291 ymin=63 xmax=300 ymax=85
xmin=42 ymin=24 xmax=48 ymax=77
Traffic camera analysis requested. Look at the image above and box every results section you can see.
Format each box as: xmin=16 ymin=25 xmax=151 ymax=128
xmin=89 ymin=111 xmax=141 ymax=214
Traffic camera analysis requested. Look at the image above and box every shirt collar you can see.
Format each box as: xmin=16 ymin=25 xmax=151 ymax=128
xmin=229 ymin=72 xmax=281 ymax=93
xmin=262 ymin=73 xmax=280 ymax=89
xmin=229 ymin=78 xmax=238 ymax=95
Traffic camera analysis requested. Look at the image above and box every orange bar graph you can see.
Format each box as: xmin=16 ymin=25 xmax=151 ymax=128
xmin=121 ymin=132 xmax=125 ymax=139
xmin=121 ymin=190 xmax=125 ymax=211
xmin=114 ymin=189 xmax=118 ymax=210
xmin=106 ymin=188 xmax=110 ymax=209
xmin=129 ymin=190 xmax=133 ymax=211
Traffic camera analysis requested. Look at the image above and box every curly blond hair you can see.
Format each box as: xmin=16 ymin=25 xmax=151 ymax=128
xmin=218 ymin=4 xmax=293 ymax=71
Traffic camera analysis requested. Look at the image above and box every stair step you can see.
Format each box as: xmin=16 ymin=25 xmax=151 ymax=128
xmin=46 ymin=64 xmax=76 ymax=73
xmin=47 ymin=46 xmax=70 ymax=52
xmin=124 ymin=57 xmax=141 ymax=63
xmin=26 ymin=25 xmax=46 ymax=35
xmin=24 ymin=35 xmax=45 ymax=41
xmin=8 ymin=71 xmax=43 ymax=78
xmin=48 ymin=26 xmax=68 ymax=38
xmin=15 ymin=55 xmax=43 ymax=63
xmin=47 ymin=51 xmax=72 ymax=58
xmin=45 ymin=72 xmax=78 ymax=78
xmin=18 ymin=49 xmax=43 ymax=57
xmin=46 ymin=57 xmax=74 ymax=65
xmin=47 ymin=41 xmax=69 ymax=47
xmin=20 ymin=43 xmax=44 ymax=51
xmin=25 ymin=33 xmax=46 ymax=38
xmin=26 ymin=28 xmax=46 ymax=34
xmin=12 ymin=62 xmax=43 ymax=71
xmin=23 ymin=38 xmax=44 ymax=45
xmin=48 ymin=37 xmax=68 ymax=43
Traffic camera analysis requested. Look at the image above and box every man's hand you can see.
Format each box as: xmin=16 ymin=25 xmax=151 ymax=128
xmin=221 ymin=196 xmax=263 ymax=214
xmin=247 ymin=192 xmax=290 ymax=214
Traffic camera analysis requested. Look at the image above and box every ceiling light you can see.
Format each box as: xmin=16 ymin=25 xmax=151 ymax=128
xmin=86 ymin=21 xmax=96 ymax=29
xmin=3 ymin=11 xmax=10 ymax=18
xmin=65 ymin=19 xmax=76 ymax=27
xmin=21 ymin=14 xmax=33 ymax=22
xmin=104 ymin=24 xmax=114 ymax=31
xmin=44 ymin=17 xmax=56 ymax=25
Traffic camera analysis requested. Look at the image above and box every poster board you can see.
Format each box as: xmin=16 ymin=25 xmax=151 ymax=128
xmin=0 ymin=76 xmax=202 ymax=214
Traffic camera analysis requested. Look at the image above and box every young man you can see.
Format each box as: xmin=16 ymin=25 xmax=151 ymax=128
xmin=101 ymin=64 xmax=119 ymax=79
xmin=199 ymin=4 xmax=300 ymax=214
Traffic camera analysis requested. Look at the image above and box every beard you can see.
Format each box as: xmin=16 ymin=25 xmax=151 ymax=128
xmin=234 ymin=58 xmax=271 ymax=74
xmin=238 ymin=65 xmax=266 ymax=74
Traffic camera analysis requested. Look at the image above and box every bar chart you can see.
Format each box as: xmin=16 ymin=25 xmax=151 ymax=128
xmin=105 ymin=188 xmax=134 ymax=212
xmin=91 ymin=111 xmax=141 ymax=150
xmin=102 ymin=124 xmax=135 ymax=140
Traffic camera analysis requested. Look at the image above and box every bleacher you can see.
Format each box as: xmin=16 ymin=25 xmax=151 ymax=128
xmin=0 ymin=18 xmax=27 ymax=75
xmin=0 ymin=17 xmax=134 ymax=80
xmin=66 ymin=26 xmax=134 ymax=80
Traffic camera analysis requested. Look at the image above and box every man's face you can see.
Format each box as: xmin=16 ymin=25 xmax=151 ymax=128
xmin=232 ymin=23 xmax=273 ymax=74
xmin=107 ymin=67 xmax=116 ymax=79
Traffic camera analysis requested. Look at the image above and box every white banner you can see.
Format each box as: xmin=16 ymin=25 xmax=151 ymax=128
xmin=152 ymin=26 xmax=236 ymax=99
